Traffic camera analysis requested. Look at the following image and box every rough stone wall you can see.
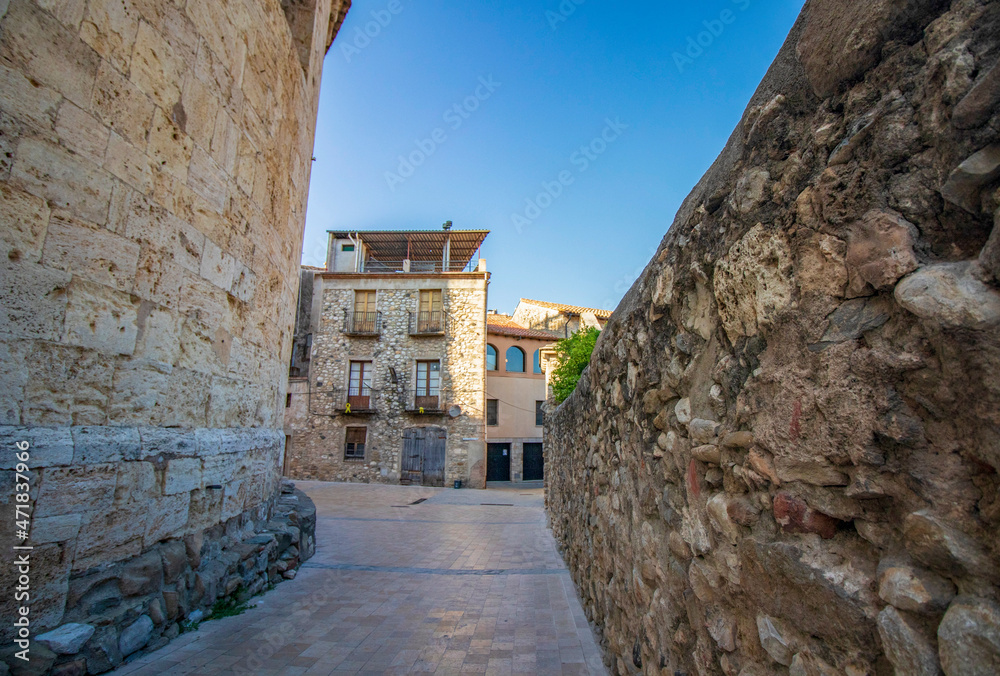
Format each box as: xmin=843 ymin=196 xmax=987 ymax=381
xmin=0 ymin=0 xmax=348 ymax=670
xmin=286 ymin=274 xmax=489 ymax=486
xmin=546 ymin=1 xmax=1000 ymax=675
xmin=513 ymin=302 xmax=576 ymax=336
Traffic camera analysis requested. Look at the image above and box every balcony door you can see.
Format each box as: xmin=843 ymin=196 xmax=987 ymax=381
xmin=415 ymin=360 xmax=440 ymax=410
xmin=353 ymin=290 xmax=377 ymax=333
xmin=348 ymin=360 xmax=372 ymax=410
xmin=418 ymin=290 xmax=442 ymax=332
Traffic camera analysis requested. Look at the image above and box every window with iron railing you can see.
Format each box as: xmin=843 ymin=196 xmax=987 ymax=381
xmin=348 ymin=361 xmax=373 ymax=410
xmin=415 ymin=360 xmax=441 ymax=410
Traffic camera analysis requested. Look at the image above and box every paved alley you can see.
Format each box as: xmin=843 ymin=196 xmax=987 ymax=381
xmin=111 ymin=482 xmax=607 ymax=675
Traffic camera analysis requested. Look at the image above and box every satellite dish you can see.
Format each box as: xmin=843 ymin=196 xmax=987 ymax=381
xmin=448 ymin=405 xmax=462 ymax=418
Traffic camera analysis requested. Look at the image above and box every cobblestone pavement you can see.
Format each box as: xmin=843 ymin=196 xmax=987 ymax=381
xmin=113 ymin=482 xmax=608 ymax=675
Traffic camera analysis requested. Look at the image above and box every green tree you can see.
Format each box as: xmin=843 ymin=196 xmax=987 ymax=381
xmin=550 ymin=327 xmax=600 ymax=404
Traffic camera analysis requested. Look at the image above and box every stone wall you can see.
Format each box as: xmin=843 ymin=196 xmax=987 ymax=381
xmin=285 ymin=273 xmax=489 ymax=486
xmin=546 ymin=1 xmax=1000 ymax=674
xmin=0 ymin=0 xmax=348 ymax=671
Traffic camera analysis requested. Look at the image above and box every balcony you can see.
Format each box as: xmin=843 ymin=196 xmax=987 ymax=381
xmin=342 ymin=387 xmax=377 ymax=415
xmin=405 ymin=390 xmax=444 ymax=414
xmin=343 ymin=310 xmax=382 ymax=336
xmin=363 ymin=259 xmax=477 ymax=274
xmin=409 ymin=311 xmax=445 ymax=336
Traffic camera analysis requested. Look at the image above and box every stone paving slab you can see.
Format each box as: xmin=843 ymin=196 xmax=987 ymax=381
xmin=111 ymin=482 xmax=607 ymax=675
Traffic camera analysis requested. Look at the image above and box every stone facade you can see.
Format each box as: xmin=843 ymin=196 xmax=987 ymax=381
xmin=0 ymin=0 xmax=349 ymax=671
xmin=546 ymin=1 xmax=1000 ymax=674
xmin=285 ymin=271 xmax=489 ymax=486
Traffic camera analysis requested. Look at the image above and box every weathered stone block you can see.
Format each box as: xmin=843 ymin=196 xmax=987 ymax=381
xmin=895 ymin=261 xmax=1000 ymax=330
xmin=714 ymin=224 xmax=793 ymax=343
xmin=24 ymin=344 xmax=115 ymax=425
xmin=146 ymin=107 xmax=192 ymax=182
xmin=0 ymin=427 xmax=74 ymax=468
xmin=0 ymin=0 xmax=98 ymax=108
xmin=119 ymin=551 xmax=163 ymax=597
xmin=112 ymin=461 xmax=157 ymax=505
xmin=35 ymin=464 xmax=116 ymax=517
xmin=55 ymin=102 xmax=110 ymax=165
xmin=0 ymin=259 xmax=71 ymax=342
xmin=938 ymin=596 xmax=1000 ymax=676
xmin=876 ymin=606 xmax=940 ymax=676
xmin=91 ymin=61 xmax=154 ymax=148
xmin=0 ymin=182 xmax=49 ymax=264
xmin=845 ymin=210 xmax=918 ymax=297
xmin=79 ymin=0 xmax=140 ymax=74
xmin=129 ymin=21 xmax=184 ymax=111
xmin=138 ymin=427 xmax=198 ymax=458
xmin=118 ymin=615 xmax=153 ymax=657
xmin=164 ymin=457 xmax=202 ymax=495
xmin=0 ymin=61 xmax=60 ymax=131
xmin=877 ymin=562 xmax=955 ymax=614
xmin=143 ymin=493 xmax=191 ymax=547
xmin=30 ymin=514 xmax=82 ymax=544
xmin=772 ymin=492 xmax=839 ymax=539
xmin=159 ymin=540 xmax=188 ymax=584
xmin=36 ymin=623 xmax=95 ymax=654
xmin=11 ymin=137 xmax=113 ymax=225
xmin=903 ymin=510 xmax=996 ymax=582
xmin=71 ymin=425 xmax=141 ymax=464
xmin=62 ymin=279 xmax=140 ymax=356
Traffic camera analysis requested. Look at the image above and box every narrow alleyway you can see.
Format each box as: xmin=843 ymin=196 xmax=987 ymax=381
xmin=111 ymin=483 xmax=607 ymax=675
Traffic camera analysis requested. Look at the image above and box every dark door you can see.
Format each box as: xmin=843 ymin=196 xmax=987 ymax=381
xmin=487 ymin=443 xmax=511 ymax=481
xmin=401 ymin=427 xmax=447 ymax=487
xmin=523 ymin=443 xmax=544 ymax=481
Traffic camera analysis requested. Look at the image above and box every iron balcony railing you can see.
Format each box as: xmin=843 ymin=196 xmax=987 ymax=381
xmin=408 ymin=311 xmax=445 ymax=335
xmin=362 ymin=259 xmax=478 ymax=273
xmin=345 ymin=385 xmax=376 ymax=414
xmin=343 ymin=310 xmax=382 ymax=336
xmin=406 ymin=388 xmax=442 ymax=413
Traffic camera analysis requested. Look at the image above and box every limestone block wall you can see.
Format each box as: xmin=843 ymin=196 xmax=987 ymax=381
xmin=286 ymin=273 xmax=489 ymax=486
xmin=0 ymin=0 xmax=349 ymax=667
xmin=546 ymin=1 xmax=1000 ymax=674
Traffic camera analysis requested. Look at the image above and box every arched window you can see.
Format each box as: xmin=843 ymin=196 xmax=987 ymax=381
xmin=506 ymin=346 xmax=525 ymax=373
xmin=486 ymin=344 xmax=498 ymax=371
xmin=533 ymin=349 xmax=542 ymax=374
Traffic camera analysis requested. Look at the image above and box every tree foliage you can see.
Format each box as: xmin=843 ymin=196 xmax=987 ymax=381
xmin=550 ymin=327 xmax=600 ymax=404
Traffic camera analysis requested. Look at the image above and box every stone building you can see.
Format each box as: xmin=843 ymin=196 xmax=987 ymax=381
xmin=284 ymin=228 xmax=490 ymax=487
xmin=0 ymin=0 xmax=350 ymax=671
xmin=545 ymin=1 xmax=1000 ymax=674
xmin=513 ymin=298 xmax=611 ymax=337
xmin=484 ymin=312 xmax=557 ymax=483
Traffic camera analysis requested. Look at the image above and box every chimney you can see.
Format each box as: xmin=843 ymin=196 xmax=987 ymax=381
xmin=442 ymin=220 xmax=453 ymax=231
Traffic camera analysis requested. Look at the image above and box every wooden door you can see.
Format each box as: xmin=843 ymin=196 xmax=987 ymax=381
xmin=348 ymin=361 xmax=372 ymax=410
xmin=418 ymin=290 xmax=442 ymax=332
xmin=353 ymin=290 xmax=377 ymax=333
xmin=401 ymin=427 xmax=446 ymax=486
xmin=523 ymin=443 xmax=544 ymax=481
xmin=487 ymin=443 xmax=511 ymax=481
xmin=401 ymin=428 xmax=422 ymax=484
xmin=422 ymin=428 xmax=446 ymax=487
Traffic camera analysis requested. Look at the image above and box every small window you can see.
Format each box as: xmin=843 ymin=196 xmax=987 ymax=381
xmin=535 ymin=401 xmax=545 ymax=427
xmin=486 ymin=344 xmax=498 ymax=371
xmin=342 ymin=244 xmax=355 ymax=252
xmin=533 ymin=349 xmax=541 ymax=374
xmin=486 ymin=399 xmax=498 ymax=426
xmin=505 ymin=346 xmax=525 ymax=373
xmin=345 ymin=427 xmax=366 ymax=459
xmin=285 ymin=393 xmax=292 ymax=408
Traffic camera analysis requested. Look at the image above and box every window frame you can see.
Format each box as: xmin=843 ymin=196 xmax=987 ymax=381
xmin=505 ymin=346 xmax=526 ymax=373
xmin=535 ymin=400 xmax=545 ymax=427
xmin=344 ymin=427 xmax=367 ymax=460
xmin=532 ymin=349 xmax=542 ymax=374
xmin=486 ymin=344 xmax=498 ymax=371
xmin=486 ymin=399 xmax=498 ymax=426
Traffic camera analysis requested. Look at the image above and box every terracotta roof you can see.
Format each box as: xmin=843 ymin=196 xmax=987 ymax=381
xmin=488 ymin=324 xmax=561 ymax=340
xmin=301 ymin=265 xmax=325 ymax=271
xmin=518 ymin=298 xmax=613 ymax=318
xmin=487 ymin=313 xmax=560 ymax=340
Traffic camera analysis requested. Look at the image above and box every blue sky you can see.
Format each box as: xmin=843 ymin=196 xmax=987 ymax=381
xmin=302 ymin=0 xmax=806 ymax=314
